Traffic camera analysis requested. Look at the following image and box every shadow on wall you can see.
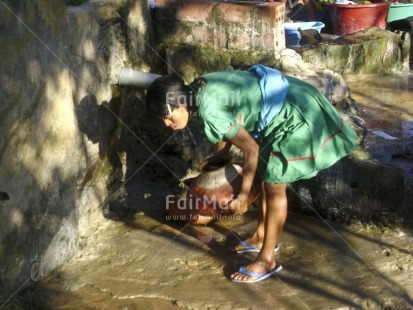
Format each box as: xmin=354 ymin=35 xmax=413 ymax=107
xmin=75 ymin=88 xmax=195 ymax=221
xmin=0 ymin=167 xmax=78 ymax=289
xmin=76 ymin=94 xmax=121 ymax=173
xmin=0 ymin=0 xmax=82 ymax=290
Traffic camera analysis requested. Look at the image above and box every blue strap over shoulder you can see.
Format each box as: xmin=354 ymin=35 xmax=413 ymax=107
xmin=248 ymin=64 xmax=289 ymax=139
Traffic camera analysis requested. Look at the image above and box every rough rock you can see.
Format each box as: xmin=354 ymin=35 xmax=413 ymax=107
xmin=297 ymin=27 xmax=411 ymax=74
xmin=276 ymin=48 xmax=351 ymax=103
xmin=0 ymin=0 xmax=153 ymax=288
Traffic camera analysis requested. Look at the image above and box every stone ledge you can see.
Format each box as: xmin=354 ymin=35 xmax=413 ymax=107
xmin=297 ymin=27 xmax=411 ymax=74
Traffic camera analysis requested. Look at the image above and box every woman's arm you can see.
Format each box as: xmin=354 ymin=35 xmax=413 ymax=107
xmin=227 ymin=126 xmax=259 ymax=215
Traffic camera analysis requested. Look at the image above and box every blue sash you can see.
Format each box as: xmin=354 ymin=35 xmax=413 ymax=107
xmin=248 ymin=64 xmax=289 ymax=139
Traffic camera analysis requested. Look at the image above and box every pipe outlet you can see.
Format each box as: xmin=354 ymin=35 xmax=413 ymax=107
xmin=118 ymin=68 xmax=161 ymax=89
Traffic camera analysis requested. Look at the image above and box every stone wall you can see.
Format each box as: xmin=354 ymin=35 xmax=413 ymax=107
xmin=0 ymin=0 xmax=155 ymax=288
xmin=153 ymin=0 xmax=285 ymax=51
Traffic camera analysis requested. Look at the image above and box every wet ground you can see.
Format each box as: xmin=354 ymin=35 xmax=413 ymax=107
xmin=3 ymin=73 xmax=413 ymax=310
xmin=20 ymin=210 xmax=413 ymax=309
xmin=347 ymin=72 xmax=413 ymax=181
xmin=345 ymin=72 xmax=413 ymax=137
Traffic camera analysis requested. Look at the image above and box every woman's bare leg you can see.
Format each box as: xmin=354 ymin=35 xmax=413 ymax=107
xmin=231 ymin=183 xmax=288 ymax=282
xmin=233 ymin=182 xmax=266 ymax=250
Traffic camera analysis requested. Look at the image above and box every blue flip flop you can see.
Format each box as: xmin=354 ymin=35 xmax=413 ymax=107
xmin=231 ymin=264 xmax=283 ymax=283
xmin=235 ymin=241 xmax=280 ymax=254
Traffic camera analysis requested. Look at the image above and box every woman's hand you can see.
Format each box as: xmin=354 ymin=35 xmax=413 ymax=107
xmin=214 ymin=139 xmax=232 ymax=157
xmin=227 ymin=193 xmax=249 ymax=215
xmin=226 ymin=126 xmax=259 ymax=215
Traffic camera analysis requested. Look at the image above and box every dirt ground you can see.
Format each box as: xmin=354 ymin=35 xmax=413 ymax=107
xmin=22 ymin=208 xmax=413 ymax=309
xmin=3 ymin=73 xmax=413 ymax=310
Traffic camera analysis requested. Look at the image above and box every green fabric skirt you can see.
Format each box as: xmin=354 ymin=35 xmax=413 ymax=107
xmin=257 ymin=76 xmax=357 ymax=184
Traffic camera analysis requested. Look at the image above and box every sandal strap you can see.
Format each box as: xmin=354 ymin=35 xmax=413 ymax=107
xmin=239 ymin=266 xmax=267 ymax=278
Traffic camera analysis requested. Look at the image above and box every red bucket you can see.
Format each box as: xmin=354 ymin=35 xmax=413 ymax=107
xmin=325 ymin=2 xmax=390 ymax=36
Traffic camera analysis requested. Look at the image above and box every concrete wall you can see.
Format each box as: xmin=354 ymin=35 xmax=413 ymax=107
xmin=153 ymin=0 xmax=285 ymax=51
xmin=0 ymin=0 xmax=154 ymax=288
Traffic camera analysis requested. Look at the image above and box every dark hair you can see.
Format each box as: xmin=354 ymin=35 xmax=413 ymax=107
xmin=146 ymin=74 xmax=188 ymax=118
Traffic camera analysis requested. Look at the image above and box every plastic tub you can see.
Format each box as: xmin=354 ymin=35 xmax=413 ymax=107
xmin=325 ymin=2 xmax=390 ymax=36
xmin=387 ymin=3 xmax=413 ymax=23
xmin=284 ymin=21 xmax=325 ymax=48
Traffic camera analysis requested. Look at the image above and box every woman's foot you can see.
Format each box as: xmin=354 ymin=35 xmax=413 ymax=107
xmin=233 ymin=240 xmax=280 ymax=254
xmin=231 ymin=258 xmax=282 ymax=283
xmin=233 ymin=236 xmax=262 ymax=252
xmin=232 ymin=236 xmax=279 ymax=253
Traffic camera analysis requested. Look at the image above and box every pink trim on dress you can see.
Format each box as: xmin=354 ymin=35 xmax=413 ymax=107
xmin=270 ymin=119 xmax=344 ymax=162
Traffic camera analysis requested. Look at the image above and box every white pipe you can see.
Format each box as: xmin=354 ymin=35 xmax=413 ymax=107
xmin=118 ymin=67 xmax=161 ymax=89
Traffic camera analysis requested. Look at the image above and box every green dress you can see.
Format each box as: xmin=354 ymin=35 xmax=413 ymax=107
xmin=196 ymin=70 xmax=357 ymax=184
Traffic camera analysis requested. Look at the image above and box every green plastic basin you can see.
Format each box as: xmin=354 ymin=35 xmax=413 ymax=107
xmin=387 ymin=3 xmax=413 ymax=23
